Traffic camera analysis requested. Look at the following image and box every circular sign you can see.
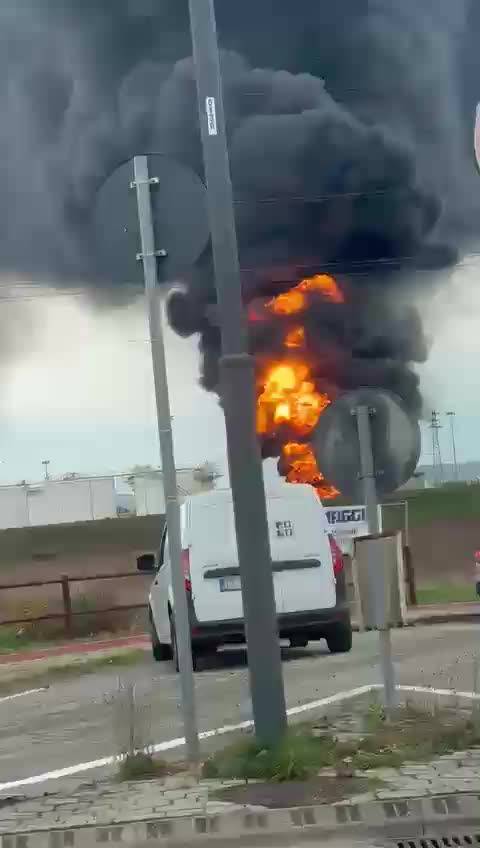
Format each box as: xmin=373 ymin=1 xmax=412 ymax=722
xmin=92 ymin=154 xmax=209 ymax=285
xmin=311 ymin=388 xmax=421 ymax=500
xmin=475 ymin=104 xmax=480 ymax=175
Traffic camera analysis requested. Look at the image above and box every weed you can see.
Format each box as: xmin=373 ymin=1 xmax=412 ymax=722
xmin=202 ymin=703 xmax=480 ymax=783
xmin=116 ymin=751 xmax=168 ymax=782
xmin=202 ymin=729 xmax=339 ymax=783
xmin=363 ymin=700 xmax=387 ymax=733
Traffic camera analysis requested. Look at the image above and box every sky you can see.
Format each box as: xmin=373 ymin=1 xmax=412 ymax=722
xmin=0 ymin=257 xmax=479 ymax=485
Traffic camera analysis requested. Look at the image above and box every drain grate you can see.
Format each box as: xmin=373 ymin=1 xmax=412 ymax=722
xmin=397 ymin=836 xmax=480 ymax=848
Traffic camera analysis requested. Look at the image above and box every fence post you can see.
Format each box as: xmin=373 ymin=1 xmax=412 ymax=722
xmin=403 ymin=545 xmax=417 ymax=606
xmin=61 ymin=575 xmax=73 ymax=636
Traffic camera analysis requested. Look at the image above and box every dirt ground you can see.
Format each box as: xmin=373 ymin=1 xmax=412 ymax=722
xmin=0 ymin=516 xmax=162 ymax=631
xmin=409 ymin=518 xmax=480 ymax=585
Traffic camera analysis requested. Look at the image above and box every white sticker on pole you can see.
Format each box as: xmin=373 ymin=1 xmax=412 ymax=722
xmin=206 ymin=97 xmax=218 ymax=136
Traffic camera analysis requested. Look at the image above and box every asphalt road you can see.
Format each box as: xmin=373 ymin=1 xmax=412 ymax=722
xmin=1 ymin=622 xmax=479 ymax=792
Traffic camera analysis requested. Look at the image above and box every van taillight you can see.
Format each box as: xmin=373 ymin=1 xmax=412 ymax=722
xmin=181 ymin=548 xmax=192 ymax=593
xmin=328 ymin=535 xmax=344 ymax=576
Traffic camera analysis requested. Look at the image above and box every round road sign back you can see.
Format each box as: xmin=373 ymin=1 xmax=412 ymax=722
xmin=92 ymin=154 xmax=209 ymax=285
xmin=312 ymin=388 xmax=421 ymax=501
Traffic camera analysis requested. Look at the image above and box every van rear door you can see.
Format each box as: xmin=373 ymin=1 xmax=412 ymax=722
xmin=266 ymin=488 xmax=336 ymax=614
xmin=189 ymin=493 xmax=284 ymax=623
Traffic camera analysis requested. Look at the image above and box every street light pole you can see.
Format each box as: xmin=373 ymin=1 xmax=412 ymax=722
xmin=133 ymin=155 xmax=199 ymax=764
xmin=188 ymin=0 xmax=287 ymax=745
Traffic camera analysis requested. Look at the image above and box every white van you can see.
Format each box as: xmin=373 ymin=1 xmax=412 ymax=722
xmin=137 ymin=483 xmax=352 ymax=670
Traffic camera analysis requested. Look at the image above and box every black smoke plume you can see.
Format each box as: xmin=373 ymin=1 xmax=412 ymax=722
xmin=0 ymin=1 xmax=478 ymax=453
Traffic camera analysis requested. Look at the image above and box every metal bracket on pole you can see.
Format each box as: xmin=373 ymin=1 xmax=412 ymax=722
xmin=135 ymin=249 xmax=168 ymax=261
xmin=129 ymin=177 xmax=160 ymax=189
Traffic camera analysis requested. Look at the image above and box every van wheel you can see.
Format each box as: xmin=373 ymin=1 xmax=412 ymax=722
xmin=170 ymin=614 xmax=198 ymax=673
xmin=149 ymin=609 xmax=173 ymax=662
xmin=326 ymin=623 xmax=352 ymax=654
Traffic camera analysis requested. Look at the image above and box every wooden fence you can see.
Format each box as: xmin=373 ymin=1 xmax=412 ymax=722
xmin=0 ymin=572 xmax=148 ymax=637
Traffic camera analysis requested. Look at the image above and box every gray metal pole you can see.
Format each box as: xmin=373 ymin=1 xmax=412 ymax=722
xmin=356 ymin=405 xmax=397 ymax=712
xmin=187 ymin=0 xmax=287 ymax=745
xmin=356 ymin=407 xmax=380 ymax=535
xmin=133 ymin=155 xmax=199 ymax=763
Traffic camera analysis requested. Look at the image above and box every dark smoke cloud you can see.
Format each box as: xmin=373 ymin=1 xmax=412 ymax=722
xmin=0 ymin=1 xmax=478 ymax=430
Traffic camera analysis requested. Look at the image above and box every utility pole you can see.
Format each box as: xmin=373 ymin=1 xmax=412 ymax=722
xmin=42 ymin=460 xmax=50 ymax=481
xmin=132 ymin=155 xmax=199 ymax=763
xmin=430 ymin=411 xmax=444 ymax=486
xmin=446 ymin=411 xmax=458 ymax=482
xmin=188 ymin=0 xmax=287 ymax=745
xmin=355 ymin=405 xmax=397 ymax=711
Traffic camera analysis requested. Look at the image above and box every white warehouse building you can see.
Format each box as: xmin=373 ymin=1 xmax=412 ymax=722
xmin=0 ymin=477 xmax=118 ymax=529
xmin=127 ymin=465 xmax=217 ymax=517
xmin=0 ymin=464 xmax=218 ymax=529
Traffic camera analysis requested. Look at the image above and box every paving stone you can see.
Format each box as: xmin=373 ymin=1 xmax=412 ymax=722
xmin=371 ymin=768 xmax=401 ymax=779
xmin=377 ymin=789 xmax=424 ymax=799
xmin=440 ymin=778 xmax=480 ymax=789
xmin=453 ymin=767 xmax=478 ymax=777
xmin=401 ymin=765 xmax=435 ymax=774
xmin=345 ymin=793 xmax=377 ymax=804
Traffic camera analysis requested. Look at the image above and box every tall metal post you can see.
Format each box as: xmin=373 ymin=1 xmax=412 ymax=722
xmin=188 ymin=0 xmax=287 ymax=745
xmin=356 ymin=405 xmax=397 ymax=711
xmin=447 ymin=411 xmax=458 ymax=481
xmin=133 ymin=155 xmax=199 ymax=763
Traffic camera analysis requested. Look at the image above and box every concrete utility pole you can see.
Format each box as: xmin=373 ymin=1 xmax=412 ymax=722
xmin=188 ymin=0 xmax=287 ymax=745
xmin=132 ymin=155 xmax=199 ymax=763
xmin=42 ymin=460 xmax=50 ymax=481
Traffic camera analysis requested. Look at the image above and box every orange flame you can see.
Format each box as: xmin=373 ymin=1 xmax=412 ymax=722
xmin=256 ymin=361 xmax=330 ymax=437
xmin=285 ymin=326 xmax=305 ymax=348
xmin=267 ymin=273 xmax=344 ymax=316
xmin=297 ymin=274 xmax=345 ymax=303
xmin=282 ymin=442 xmax=340 ymax=500
xmin=255 ymin=273 xmax=344 ymax=501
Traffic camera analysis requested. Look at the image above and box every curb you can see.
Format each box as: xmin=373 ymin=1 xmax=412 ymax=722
xmin=410 ymin=612 xmax=480 ymax=626
xmin=0 ymin=636 xmax=149 ymax=667
xmin=1 ymin=794 xmax=479 ymax=847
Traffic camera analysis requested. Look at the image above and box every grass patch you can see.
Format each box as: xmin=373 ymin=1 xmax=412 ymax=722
xmin=416 ymin=584 xmax=476 ymax=605
xmin=203 ymin=730 xmax=339 ymax=782
xmin=382 ymin=484 xmax=480 ymax=528
xmin=202 ymin=704 xmax=480 ymax=783
xmin=0 ymin=628 xmax=38 ymax=654
xmin=116 ymin=751 xmax=169 ymax=782
xmin=0 ymin=648 xmax=145 ymax=695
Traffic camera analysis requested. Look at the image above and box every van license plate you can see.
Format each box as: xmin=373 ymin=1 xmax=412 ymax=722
xmin=219 ymin=576 xmax=241 ymax=592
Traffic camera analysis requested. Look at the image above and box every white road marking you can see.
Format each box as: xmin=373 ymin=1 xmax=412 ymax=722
xmin=0 ymin=687 xmax=48 ymax=704
xmin=1 ymin=681 xmax=478 ymax=791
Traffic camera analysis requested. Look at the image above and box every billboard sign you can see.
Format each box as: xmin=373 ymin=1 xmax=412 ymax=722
xmin=324 ymin=505 xmax=369 ymax=553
